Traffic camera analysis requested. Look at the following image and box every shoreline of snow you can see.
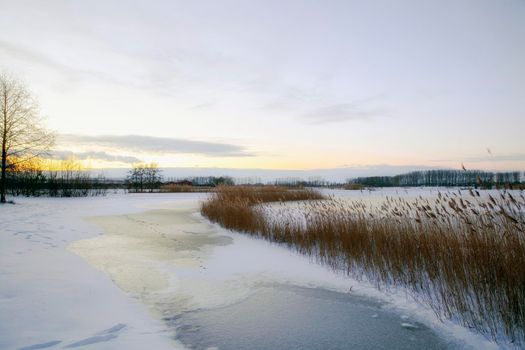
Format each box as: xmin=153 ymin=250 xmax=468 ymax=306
xmin=2 ymin=190 xmax=520 ymax=350
xmin=0 ymin=193 xmax=207 ymax=350
xmin=199 ymin=216 xmax=514 ymax=350
xmin=196 ymin=187 xmax=523 ymax=350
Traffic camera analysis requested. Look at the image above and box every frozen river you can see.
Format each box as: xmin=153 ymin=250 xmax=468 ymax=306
xmin=175 ymin=284 xmax=456 ymax=350
xmin=0 ymin=191 xmax=509 ymax=350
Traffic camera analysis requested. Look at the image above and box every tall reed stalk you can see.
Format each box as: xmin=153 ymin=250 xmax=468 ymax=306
xmin=201 ymin=186 xmax=525 ymax=345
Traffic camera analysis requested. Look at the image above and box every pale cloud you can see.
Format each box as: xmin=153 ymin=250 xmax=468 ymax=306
xmin=260 ymin=87 xmax=387 ymax=124
xmin=190 ymin=102 xmax=215 ymax=110
xmin=464 ymin=154 xmax=525 ymax=162
xmin=0 ymin=39 xmax=135 ymax=88
xmin=299 ymin=103 xmax=381 ymax=124
xmin=0 ymin=39 xmax=70 ymax=73
xmin=49 ymin=150 xmax=141 ymax=164
xmin=299 ymin=94 xmax=388 ymax=124
xmin=432 ymin=153 xmax=525 ymax=163
xmin=58 ymin=134 xmax=253 ymax=157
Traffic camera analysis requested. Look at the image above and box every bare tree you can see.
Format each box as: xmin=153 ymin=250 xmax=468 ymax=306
xmin=1 ymin=72 xmax=54 ymax=203
xmin=144 ymin=163 xmax=163 ymax=192
xmin=127 ymin=163 xmax=162 ymax=193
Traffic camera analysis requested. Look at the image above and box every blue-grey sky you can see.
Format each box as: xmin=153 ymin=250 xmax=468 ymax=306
xmin=1 ymin=0 xmax=524 ymax=171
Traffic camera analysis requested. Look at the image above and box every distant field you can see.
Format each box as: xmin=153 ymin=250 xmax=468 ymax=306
xmin=159 ymin=184 xmax=216 ymax=193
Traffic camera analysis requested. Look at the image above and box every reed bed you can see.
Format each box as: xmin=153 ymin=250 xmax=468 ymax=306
xmin=159 ymin=184 xmax=214 ymax=193
xmin=201 ymin=186 xmax=525 ymax=345
xmin=201 ymin=186 xmax=324 ymax=233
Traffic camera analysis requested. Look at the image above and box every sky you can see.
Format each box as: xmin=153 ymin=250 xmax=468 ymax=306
xmin=1 ymin=0 xmax=524 ymax=174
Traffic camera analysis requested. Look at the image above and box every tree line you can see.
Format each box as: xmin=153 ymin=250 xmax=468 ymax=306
xmin=5 ymin=159 xmax=108 ymax=197
xmin=350 ymin=169 xmax=523 ymax=188
xmin=127 ymin=166 xmax=236 ymax=192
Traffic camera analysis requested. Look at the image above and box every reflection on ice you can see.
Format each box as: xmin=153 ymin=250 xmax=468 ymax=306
xmin=174 ymin=285 xmax=457 ymax=350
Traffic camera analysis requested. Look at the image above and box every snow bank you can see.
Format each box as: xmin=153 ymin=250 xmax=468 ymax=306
xmin=200 ymin=219 xmax=512 ymax=350
xmin=0 ymin=193 xmax=206 ymax=350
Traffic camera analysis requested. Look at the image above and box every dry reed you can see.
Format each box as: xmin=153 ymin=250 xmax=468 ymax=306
xmin=201 ymin=186 xmax=525 ymax=345
xmin=160 ymin=184 xmax=214 ymax=193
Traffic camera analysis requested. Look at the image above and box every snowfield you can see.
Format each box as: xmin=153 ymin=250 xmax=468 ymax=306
xmin=0 ymin=190 xmax=517 ymax=350
xmin=0 ymin=193 xmax=204 ymax=350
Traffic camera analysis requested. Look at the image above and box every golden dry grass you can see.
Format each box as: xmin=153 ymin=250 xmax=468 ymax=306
xmin=201 ymin=185 xmax=324 ymax=233
xmin=160 ymin=184 xmax=214 ymax=193
xmin=201 ymin=186 xmax=525 ymax=344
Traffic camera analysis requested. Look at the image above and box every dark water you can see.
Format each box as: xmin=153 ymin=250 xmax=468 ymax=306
xmin=174 ymin=285 xmax=459 ymax=350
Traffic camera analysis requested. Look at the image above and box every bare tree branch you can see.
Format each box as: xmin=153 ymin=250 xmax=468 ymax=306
xmin=0 ymin=71 xmax=55 ymax=203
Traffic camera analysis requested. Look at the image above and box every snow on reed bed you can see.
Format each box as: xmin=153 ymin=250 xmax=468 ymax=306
xmin=201 ymin=186 xmax=525 ymax=346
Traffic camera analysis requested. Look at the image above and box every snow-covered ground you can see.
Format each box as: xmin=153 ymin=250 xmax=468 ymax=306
xmin=0 ymin=190 xmax=518 ymax=350
xmin=0 ymin=193 xmax=206 ymax=350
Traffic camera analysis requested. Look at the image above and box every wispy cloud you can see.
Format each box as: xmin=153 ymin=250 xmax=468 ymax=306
xmin=58 ymin=134 xmax=253 ymax=157
xmin=190 ymin=102 xmax=215 ymax=110
xmin=49 ymin=150 xmax=142 ymax=163
xmin=298 ymin=94 xmax=387 ymax=124
xmin=0 ymin=39 xmax=69 ymax=72
xmin=299 ymin=103 xmax=380 ymax=124
xmin=465 ymin=154 xmax=525 ymax=162
xmin=432 ymin=154 xmax=525 ymax=163
xmin=0 ymin=39 xmax=128 ymax=87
